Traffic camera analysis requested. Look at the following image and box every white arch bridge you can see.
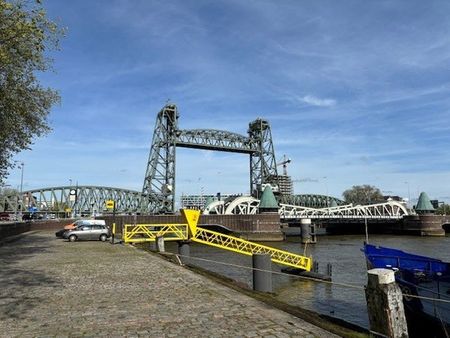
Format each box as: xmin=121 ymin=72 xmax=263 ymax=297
xmin=204 ymin=196 xmax=411 ymax=220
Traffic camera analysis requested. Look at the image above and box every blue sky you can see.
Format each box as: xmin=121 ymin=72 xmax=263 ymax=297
xmin=7 ymin=0 xmax=450 ymax=204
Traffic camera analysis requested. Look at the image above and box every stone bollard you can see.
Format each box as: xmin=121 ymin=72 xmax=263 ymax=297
xmin=365 ymin=268 xmax=408 ymax=338
xmin=252 ymin=253 xmax=272 ymax=293
xmin=300 ymin=218 xmax=312 ymax=244
xmin=155 ymin=236 xmax=165 ymax=253
xmin=177 ymin=241 xmax=190 ymax=265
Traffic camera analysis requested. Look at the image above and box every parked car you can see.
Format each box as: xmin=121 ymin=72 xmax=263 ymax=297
xmin=22 ymin=213 xmax=43 ymax=221
xmin=63 ymin=223 xmax=111 ymax=242
xmin=55 ymin=219 xmax=106 ymax=238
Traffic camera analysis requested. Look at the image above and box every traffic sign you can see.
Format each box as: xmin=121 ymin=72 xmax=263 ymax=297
xmin=106 ymin=200 xmax=115 ymax=210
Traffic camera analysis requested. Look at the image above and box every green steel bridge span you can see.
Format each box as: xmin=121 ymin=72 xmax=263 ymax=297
xmin=0 ymin=186 xmax=142 ymax=215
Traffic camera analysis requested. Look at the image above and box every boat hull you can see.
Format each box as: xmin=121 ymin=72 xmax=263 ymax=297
xmin=364 ymin=244 xmax=449 ymax=337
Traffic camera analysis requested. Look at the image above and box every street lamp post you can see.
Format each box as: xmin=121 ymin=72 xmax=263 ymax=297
xmin=404 ymin=181 xmax=411 ymax=209
xmin=323 ymin=176 xmax=329 ymax=208
xmin=15 ymin=162 xmax=24 ymax=217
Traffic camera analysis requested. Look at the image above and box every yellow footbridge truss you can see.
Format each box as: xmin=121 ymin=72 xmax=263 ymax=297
xmin=123 ymin=209 xmax=311 ymax=271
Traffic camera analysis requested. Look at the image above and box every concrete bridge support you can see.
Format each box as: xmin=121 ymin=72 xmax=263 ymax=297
xmin=300 ymin=219 xmax=317 ymax=244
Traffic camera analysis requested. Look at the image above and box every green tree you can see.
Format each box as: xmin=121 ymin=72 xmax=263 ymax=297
xmin=342 ymin=184 xmax=384 ymax=205
xmin=0 ymin=0 xmax=64 ymax=184
xmin=0 ymin=186 xmax=19 ymax=211
xmin=435 ymin=203 xmax=450 ymax=215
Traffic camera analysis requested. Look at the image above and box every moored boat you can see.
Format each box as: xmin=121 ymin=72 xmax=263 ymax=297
xmin=363 ymin=243 xmax=450 ymax=337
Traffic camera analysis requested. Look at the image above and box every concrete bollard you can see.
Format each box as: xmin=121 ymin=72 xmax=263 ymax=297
xmin=178 ymin=241 xmax=190 ymax=265
xmin=300 ymin=218 xmax=312 ymax=244
xmin=155 ymin=236 xmax=165 ymax=253
xmin=252 ymin=253 xmax=272 ymax=293
xmin=365 ymin=268 xmax=408 ymax=338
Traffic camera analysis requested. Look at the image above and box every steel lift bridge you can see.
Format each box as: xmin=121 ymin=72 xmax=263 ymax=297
xmin=142 ymin=103 xmax=281 ymax=213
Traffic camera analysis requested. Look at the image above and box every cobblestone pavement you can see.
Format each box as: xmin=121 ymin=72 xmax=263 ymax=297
xmin=0 ymin=231 xmax=340 ymax=337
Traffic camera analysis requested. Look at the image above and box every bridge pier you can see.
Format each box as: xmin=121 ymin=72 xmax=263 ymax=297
xmin=402 ymin=215 xmax=446 ymax=236
xmin=300 ymin=219 xmax=317 ymax=244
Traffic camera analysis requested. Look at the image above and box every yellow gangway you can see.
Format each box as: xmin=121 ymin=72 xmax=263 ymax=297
xmin=123 ymin=209 xmax=312 ymax=271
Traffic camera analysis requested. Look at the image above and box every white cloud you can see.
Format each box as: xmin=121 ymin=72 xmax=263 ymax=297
xmin=300 ymin=95 xmax=336 ymax=107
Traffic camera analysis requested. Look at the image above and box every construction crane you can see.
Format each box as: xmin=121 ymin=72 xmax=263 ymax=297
xmin=277 ymin=155 xmax=291 ymax=176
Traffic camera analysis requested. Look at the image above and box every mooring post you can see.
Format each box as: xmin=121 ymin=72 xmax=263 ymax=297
xmin=177 ymin=241 xmax=190 ymax=265
xmin=365 ymin=268 xmax=408 ymax=338
xmin=300 ymin=218 xmax=312 ymax=244
xmin=313 ymin=261 xmax=319 ymax=273
xmin=309 ymin=223 xmax=317 ymax=243
xmin=252 ymin=253 xmax=272 ymax=293
xmin=155 ymin=236 xmax=165 ymax=253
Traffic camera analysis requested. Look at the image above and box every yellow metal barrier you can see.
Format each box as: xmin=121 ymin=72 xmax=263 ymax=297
xmin=123 ymin=209 xmax=311 ymax=271
xmin=192 ymin=227 xmax=311 ymax=271
xmin=123 ymin=223 xmax=188 ymax=243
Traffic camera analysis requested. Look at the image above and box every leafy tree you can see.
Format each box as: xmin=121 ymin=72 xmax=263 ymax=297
xmin=0 ymin=186 xmax=19 ymax=210
xmin=435 ymin=203 xmax=450 ymax=215
xmin=342 ymin=184 xmax=384 ymax=205
xmin=50 ymin=201 xmax=69 ymax=212
xmin=0 ymin=0 xmax=64 ymax=184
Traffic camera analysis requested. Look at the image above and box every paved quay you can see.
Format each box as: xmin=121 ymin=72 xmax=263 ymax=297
xmin=0 ymin=231 xmax=340 ymax=337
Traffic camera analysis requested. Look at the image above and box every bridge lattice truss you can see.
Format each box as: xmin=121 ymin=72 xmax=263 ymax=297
xmin=142 ymin=104 xmax=279 ymax=214
xmin=203 ymin=196 xmax=410 ymax=219
xmin=0 ymin=186 xmax=142 ymax=214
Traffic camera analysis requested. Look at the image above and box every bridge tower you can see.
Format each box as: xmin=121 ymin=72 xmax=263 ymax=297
xmin=248 ymin=119 xmax=279 ymax=198
xmin=142 ymin=104 xmax=179 ymax=213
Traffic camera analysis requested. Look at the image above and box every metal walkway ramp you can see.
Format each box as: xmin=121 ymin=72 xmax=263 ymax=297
xmin=123 ymin=209 xmax=311 ymax=271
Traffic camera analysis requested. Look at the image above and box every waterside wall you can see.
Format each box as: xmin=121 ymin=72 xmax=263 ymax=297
xmin=323 ymin=214 xmax=449 ymax=236
xmin=401 ymin=214 xmax=450 ymax=236
xmin=101 ymin=213 xmax=284 ymax=241
xmin=0 ymin=213 xmax=283 ymax=241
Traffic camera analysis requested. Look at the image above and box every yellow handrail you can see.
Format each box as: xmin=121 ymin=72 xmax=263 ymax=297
xmin=123 ymin=209 xmax=312 ymax=271
xmin=123 ymin=223 xmax=188 ymax=243
xmin=193 ymin=227 xmax=311 ymax=271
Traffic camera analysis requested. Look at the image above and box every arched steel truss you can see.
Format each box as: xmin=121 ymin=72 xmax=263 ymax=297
xmin=279 ymin=200 xmax=410 ymax=219
xmin=0 ymin=186 xmax=142 ymax=214
xmin=142 ymin=104 xmax=279 ymax=213
xmin=204 ymin=196 xmax=410 ymax=219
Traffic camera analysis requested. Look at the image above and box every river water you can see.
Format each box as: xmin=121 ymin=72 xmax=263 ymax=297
xmin=164 ymin=233 xmax=450 ymax=329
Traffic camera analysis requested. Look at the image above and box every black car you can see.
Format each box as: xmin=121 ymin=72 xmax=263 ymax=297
xmin=22 ymin=213 xmax=43 ymax=221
